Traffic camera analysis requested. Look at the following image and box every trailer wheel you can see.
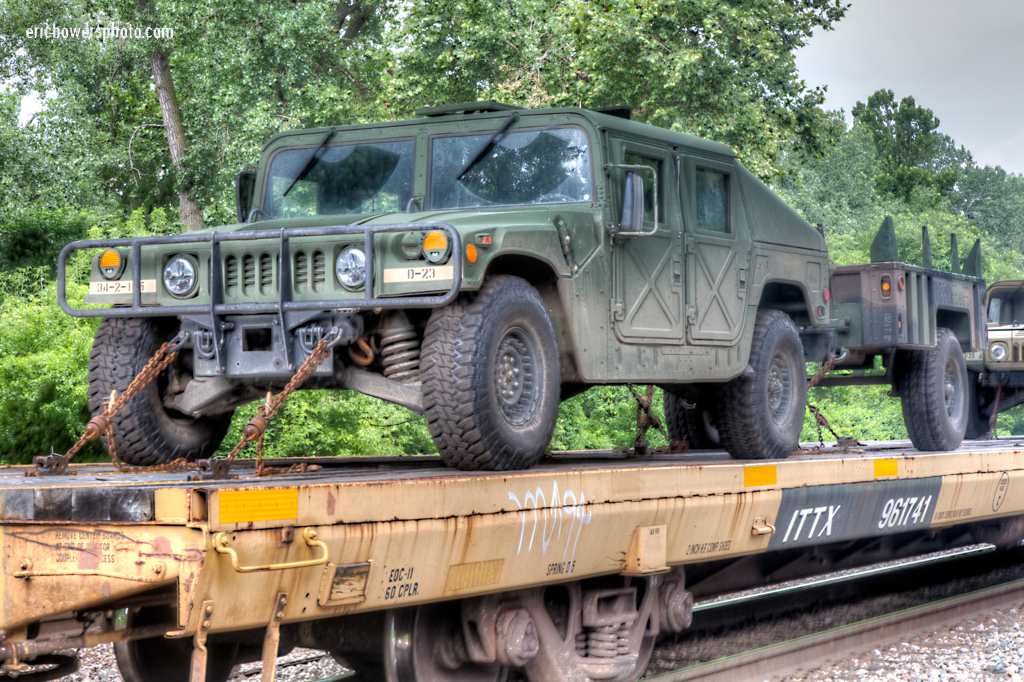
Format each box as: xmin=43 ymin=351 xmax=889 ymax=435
xmin=88 ymin=318 xmax=233 ymax=466
xmin=421 ymin=275 xmax=560 ymax=471
xmin=899 ymin=327 xmax=969 ymax=451
xmin=664 ymin=393 xmax=720 ymax=449
xmin=715 ymin=309 xmax=807 ymax=460
xmin=964 ymin=370 xmax=988 ymax=440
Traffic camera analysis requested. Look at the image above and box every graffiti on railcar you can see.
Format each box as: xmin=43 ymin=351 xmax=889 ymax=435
xmin=507 ymin=481 xmax=592 ymax=563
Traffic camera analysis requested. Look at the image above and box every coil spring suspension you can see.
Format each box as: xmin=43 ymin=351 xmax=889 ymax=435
xmin=575 ymin=623 xmax=632 ymax=658
xmin=380 ymin=326 xmax=421 ymax=382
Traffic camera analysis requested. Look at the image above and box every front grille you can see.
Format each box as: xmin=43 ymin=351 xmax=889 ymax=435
xmin=260 ymin=253 xmax=274 ymax=295
xmin=243 ymin=254 xmax=256 ymax=296
xmin=313 ymin=250 xmax=326 ymax=293
xmin=223 ymin=247 xmax=328 ymax=299
xmin=295 ymin=252 xmax=309 ymax=292
xmin=225 ymin=255 xmax=239 ymax=295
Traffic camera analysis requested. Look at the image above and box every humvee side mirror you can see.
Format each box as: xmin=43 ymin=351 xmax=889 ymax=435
xmin=620 ymin=171 xmax=644 ymax=233
xmin=235 ymin=169 xmax=257 ymax=224
xmin=604 ymin=163 xmax=657 ymax=237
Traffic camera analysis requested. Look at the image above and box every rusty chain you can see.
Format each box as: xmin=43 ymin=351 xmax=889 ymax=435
xmin=989 ymin=377 xmax=1008 ymax=435
xmin=801 ymin=353 xmax=862 ymax=453
xmin=62 ymin=337 xmax=183 ymax=470
xmin=626 ymin=383 xmax=667 ymax=456
xmin=225 ymin=333 xmax=338 ymax=476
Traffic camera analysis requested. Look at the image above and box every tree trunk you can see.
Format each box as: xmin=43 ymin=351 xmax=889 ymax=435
xmin=150 ymin=49 xmax=204 ymax=232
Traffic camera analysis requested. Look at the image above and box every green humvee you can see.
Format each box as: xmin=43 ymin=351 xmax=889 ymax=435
xmin=57 ymin=102 xmax=980 ymax=469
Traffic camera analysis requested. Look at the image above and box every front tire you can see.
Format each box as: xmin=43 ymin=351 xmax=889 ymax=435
xmin=716 ymin=309 xmax=807 ymax=460
xmin=88 ymin=318 xmax=233 ymax=466
xmin=899 ymin=327 xmax=968 ymax=451
xmin=420 ymin=276 xmax=560 ymax=470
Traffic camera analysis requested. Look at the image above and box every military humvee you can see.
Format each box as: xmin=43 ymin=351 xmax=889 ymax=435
xmin=57 ymin=102 xmax=982 ymax=469
xmin=971 ymin=280 xmax=1024 ymax=430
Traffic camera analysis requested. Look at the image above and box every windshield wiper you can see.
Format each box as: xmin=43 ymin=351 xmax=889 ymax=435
xmin=457 ymin=113 xmax=519 ymax=180
xmin=283 ymin=127 xmax=336 ymax=197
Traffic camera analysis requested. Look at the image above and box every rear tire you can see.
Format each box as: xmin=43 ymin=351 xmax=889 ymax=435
xmin=715 ymin=309 xmax=807 ymax=460
xmin=88 ymin=318 xmax=233 ymax=466
xmin=899 ymin=327 xmax=968 ymax=451
xmin=664 ymin=393 xmax=720 ymax=449
xmin=964 ymin=370 xmax=988 ymax=440
xmin=420 ymin=276 xmax=560 ymax=470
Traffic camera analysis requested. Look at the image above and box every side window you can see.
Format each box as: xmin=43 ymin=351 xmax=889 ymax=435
xmin=624 ymin=152 xmax=664 ymax=223
xmin=695 ymin=168 xmax=729 ymax=233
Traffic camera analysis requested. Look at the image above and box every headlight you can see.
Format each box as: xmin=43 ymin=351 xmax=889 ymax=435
xmin=990 ymin=342 xmax=1008 ymax=361
xmin=163 ymin=256 xmax=197 ymax=297
xmin=336 ymin=247 xmax=366 ymax=289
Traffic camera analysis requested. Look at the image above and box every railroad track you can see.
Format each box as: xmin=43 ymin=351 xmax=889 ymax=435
xmin=647 ymin=545 xmax=1024 ymax=682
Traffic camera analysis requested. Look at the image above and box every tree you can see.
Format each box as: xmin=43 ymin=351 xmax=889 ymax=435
xmin=384 ymin=0 xmax=847 ymax=179
xmin=852 ymin=89 xmax=970 ymax=204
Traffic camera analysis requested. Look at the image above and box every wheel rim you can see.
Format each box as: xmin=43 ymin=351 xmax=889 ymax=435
xmin=494 ymin=327 xmax=538 ymax=426
xmin=384 ymin=606 xmax=506 ymax=682
xmin=766 ymin=351 xmax=794 ymax=425
xmin=944 ymin=356 xmax=965 ymax=428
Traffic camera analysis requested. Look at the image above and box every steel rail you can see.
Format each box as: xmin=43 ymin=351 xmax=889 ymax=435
xmin=651 ymin=574 xmax=1024 ymax=682
xmin=692 ymin=543 xmax=996 ymax=612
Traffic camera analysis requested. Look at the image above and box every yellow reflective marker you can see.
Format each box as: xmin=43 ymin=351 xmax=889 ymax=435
xmin=744 ymin=465 xmax=777 ymax=488
xmin=874 ymin=458 xmax=898 ymax=477
xmin=219 ymin=488 xmax=299 ymax=524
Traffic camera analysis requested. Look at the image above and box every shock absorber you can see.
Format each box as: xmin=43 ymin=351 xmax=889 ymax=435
xmin=380 ymin=326 xmax=421 ymax=382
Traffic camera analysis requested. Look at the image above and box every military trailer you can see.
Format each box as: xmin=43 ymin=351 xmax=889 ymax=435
xmin=57 ymin=102 xmax=983 ymax=469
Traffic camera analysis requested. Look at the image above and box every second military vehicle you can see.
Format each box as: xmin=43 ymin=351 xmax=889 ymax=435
xmin=58 ymin=102 xmax=984 ymax=470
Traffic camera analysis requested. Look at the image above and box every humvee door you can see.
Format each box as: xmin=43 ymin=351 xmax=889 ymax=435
xmin=681 ymin=155 xmax=752 ymax=344
xmin=608 ymin=138 xmax=685 ymax=344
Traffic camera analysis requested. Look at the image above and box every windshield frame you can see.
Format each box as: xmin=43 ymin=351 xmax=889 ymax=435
xmin=425 ymin=124 xmax=595 ymax=211
xmin=260 ymin=135 xmax=417 ymax=220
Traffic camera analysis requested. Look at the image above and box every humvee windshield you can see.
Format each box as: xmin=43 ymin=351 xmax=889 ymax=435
xmin=264 ymin=139 xmax=415 ymax=219
xmin=430 ymin=127 xmax=591 ymax=209
xmin=988 ymin=286 xmax=1024 ymax=325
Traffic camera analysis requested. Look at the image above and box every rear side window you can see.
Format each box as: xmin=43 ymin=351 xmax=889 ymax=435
xmin=696 ymin=168 xmax=729 ymax=233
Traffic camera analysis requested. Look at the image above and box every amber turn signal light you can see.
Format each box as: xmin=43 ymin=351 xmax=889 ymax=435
xmin=423 ymin=230 xmax=450 ymax=264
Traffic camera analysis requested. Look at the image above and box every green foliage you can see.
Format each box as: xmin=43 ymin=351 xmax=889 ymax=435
xmin=386 ymin=0 xmax=846 ymax=179
xmin=0 ymin=280 xmax=101 ymax=462
xmin=217 ymin=391 xmax=435 ymax=459
xmin=851 ymin=89 xmax=971 ymax=204
xmin=551 ymin=386 xmax=667 ymax=452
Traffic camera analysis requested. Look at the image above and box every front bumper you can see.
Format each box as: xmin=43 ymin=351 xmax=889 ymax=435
xmin=58 ymin=221 xmax=463 ymax=376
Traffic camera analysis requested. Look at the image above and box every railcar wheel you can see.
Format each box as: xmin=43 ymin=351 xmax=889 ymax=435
xmin=899 ymin=328 xmax=969 ymax=451
xmin=384 ymin=604 xmax=507 ymax=682
xmin=420 ymin=275 xmax=560 ymax=471
xmin=113 ymin=607 xmax=239 ymax=682
xmin=715 ymin=309 xmax=806 ymax=459
xmin=88 ymin=317 xmax=233 ymax=466
xmin=664 ymin=393 xmax=720 ymax=449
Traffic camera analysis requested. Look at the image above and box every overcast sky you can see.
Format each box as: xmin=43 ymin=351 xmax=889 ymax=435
xmin=795 ymin=0 xmax=1024 ymax=173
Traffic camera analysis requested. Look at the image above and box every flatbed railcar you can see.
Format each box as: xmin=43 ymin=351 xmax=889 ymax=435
xmin=2 ymin=442 xmax=1024 ymax=682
